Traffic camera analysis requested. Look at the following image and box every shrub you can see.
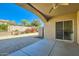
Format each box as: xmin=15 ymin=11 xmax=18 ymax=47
xmin=24 ymin=28 xmax=31 ymax=33
xmin=11 ymin=30 xmax=20 ymax=35
xmin=24 ymin=27 xmax=37 ymax=33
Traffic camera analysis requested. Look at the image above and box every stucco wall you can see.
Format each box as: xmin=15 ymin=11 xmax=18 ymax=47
xmin=0 ymin=32 xmax=11 ymax=36
xmin=44 ymin=19 xmax=55 ymax=40
xmin=44 ymin=13 xmax=77 ymax=43
xmin=8 ymin=26 xmax=32 ymax=32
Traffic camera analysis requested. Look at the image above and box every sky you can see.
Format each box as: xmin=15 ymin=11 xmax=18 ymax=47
xmin=0 ymin=3 xmax=44 ymax=26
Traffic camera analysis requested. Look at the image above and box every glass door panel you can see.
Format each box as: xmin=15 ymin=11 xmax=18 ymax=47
xmin=64 ymin=20 xmax=73 ymax=40
xmin=56 ymin=22 xmax=63 ymax=39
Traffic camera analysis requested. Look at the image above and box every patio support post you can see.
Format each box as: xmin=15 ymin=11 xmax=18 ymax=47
xmin=77 ymin=11 xmax=79 ymax=44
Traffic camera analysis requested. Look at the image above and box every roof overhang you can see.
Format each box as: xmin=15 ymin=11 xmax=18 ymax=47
xmin=16 ymin=3 xmax=79 ymax=22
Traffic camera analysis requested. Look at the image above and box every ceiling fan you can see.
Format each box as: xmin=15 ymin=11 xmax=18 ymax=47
xmin=49 ymin=3 xmax=69 ymax=13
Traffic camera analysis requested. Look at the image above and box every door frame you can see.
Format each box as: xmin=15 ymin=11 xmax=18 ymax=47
xmin=55 ymin=19 xmax=74 ymax=43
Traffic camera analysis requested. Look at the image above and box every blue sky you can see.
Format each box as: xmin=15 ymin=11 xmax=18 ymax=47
xmin=0 ymin=3 xmax=44 ymax=26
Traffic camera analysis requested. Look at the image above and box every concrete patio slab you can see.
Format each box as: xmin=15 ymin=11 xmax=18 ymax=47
xmin=8 ymin=39 xmax=79 ymax=56
xmin=8 ymin=39 xmax=56 ymax=56
xmin=9 ymin=50 xmax=28 ymax=56
xmin=19 ymin=40 xmax=55 ymax=56
xmin=50 ymin=41 xmax=79 ymax=56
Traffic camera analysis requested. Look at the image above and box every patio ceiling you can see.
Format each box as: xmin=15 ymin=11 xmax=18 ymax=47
xmin=17 ymin=3 xmax=79 ymax=22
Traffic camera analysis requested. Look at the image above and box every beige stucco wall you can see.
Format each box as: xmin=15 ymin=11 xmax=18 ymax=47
xmin=44 ymin=19 xmax=55 ymax=40
xmin=8 ymin=26 xmax=33 ymax=32
xmin=0 ymin=32 xmax=11 ymax=37
xmin=44 ymin=13 xmax=77 ymax=43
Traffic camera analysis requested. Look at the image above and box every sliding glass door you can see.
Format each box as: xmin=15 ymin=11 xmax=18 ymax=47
xmin=56 ymin=20 xmax=73 ymax=40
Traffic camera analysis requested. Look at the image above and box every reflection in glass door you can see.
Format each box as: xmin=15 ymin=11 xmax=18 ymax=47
xmin=56 ymin=22 xmax=63 ymax=39
xmin=64 ymin=21 xmax=73 ymax=40
xmin=56 ymin=20 xmax=73 ymax=40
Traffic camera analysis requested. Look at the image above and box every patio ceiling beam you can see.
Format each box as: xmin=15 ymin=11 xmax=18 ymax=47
xmin=27 ymin=3 xmax=52 ymax=21
xmin=16 ymin=3 xmax=52 ymax=22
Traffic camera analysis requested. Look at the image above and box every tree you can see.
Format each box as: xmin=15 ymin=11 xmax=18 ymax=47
xmin=31 ymin=20 xmax=41 ymax=28
xmin=7 ymin=20 xmax=16 ymax=26
xmin=11 ymin=20 xmax=16 ymax=25
xmin=0 ymin=24 xmax=8 ymax=31
xmin=21 ymin=19 xmax=30 ymax=26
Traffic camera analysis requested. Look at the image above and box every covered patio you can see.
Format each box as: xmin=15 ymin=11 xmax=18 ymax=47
xmin=1 ymin=3 xmax=79 ymax=56
xmin=10 ymin=3 xmax=79 ymax=56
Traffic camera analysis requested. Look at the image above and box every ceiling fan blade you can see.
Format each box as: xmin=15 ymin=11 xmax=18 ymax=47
xmin=58 ymin=3 xmax=69 ymax=5
xmin=49 ymin=3 xmax=69 ymax=13
xmin=49 ymin=4 xmax=58 ymax=13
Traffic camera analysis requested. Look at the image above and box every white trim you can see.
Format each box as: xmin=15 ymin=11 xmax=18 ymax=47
xmin=55 ymin=19 xmax=74 ymax=43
